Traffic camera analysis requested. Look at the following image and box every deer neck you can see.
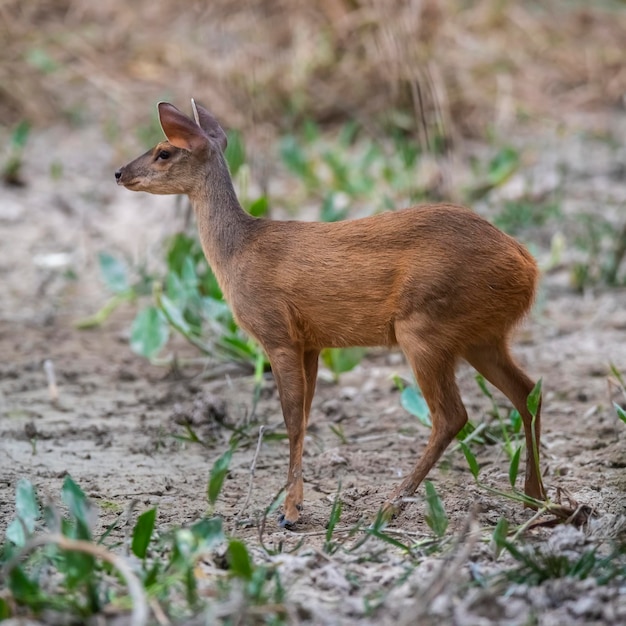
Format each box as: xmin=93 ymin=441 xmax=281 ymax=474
xmin=188 ymin=156 xmax=255 ymax=287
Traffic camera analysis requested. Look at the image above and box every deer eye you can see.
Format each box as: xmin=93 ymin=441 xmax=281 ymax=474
xmin=157 ymin=150 xmax=170 ymax=160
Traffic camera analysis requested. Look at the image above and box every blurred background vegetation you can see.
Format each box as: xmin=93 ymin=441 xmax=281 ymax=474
xmin=1 ymin=0 xmax=624 ymax=137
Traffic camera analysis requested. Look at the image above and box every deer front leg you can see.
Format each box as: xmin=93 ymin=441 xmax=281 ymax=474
xmin=268 ymin=346 xmax=308 ymax=528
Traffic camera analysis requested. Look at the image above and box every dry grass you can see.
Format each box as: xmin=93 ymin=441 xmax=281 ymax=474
xmin=0 ymin=0 xmax=624 ymax=139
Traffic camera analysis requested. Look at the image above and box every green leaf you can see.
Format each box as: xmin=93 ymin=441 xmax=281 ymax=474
xmin=509 ymin=446 xmax=522 ymax=487
xmin=167 ymin=233 xmax=196 ymax=276
xmin=526 ymin=379 xmax=542 ymax=417
xmin=320 ymin=192 xmax=349 ymax=222
xmin=325 ymin=485 xmax=343 ymax=553
xmin=475 ymin=373 xmax=493 ymax=400
xmin=61 ymin=476 xmax=92 ymax=540
xmin=62 ymin=548 xmax=96 ymax=590
xmin=159 ymin=293 xmax=191 ymax=335
xmin=609 ymin=362 xmax=626 ymax=388
xmin=9 ymin=566 xmax=41 ymax=603
xmin=400 ymin=386 xmax=432 ymax=427
xmin=208 ymin=449 xmax=233 ymax=505
xmin=0 ymin=596 xmax=10 ymax=619
xmin=224 ymin=130 xmax=246 ymax=177
xmin=280 ymin=135 xmax=311 ymax=180
xmin=6 ymin=479 xmax=40 ymax=545
xmin=487 ymin=146 xmax=519 ymax=187
xmin=26 ymin=48 xmax=60 ymax=73
xmin=614 ymin=402 xmax=626 ymax=425
xmin=509 ymin=409 xmax=522 ymax=434
xmin=460 ymin=442 xmax=480 ymax=480
xmin=247 ymin=196 xmax=269 ymax=218
xmin=98 ymin=252 xmax=129 ymax=294
xmin=191 ymin=517 xmax=224 ymax=546
xmin=11 ymin=120 xmax=31 ymax=150
xmin=492 ymin=517 xmax=509 ymax=558
xmin=131 ymin=508 xmax=157 ymax=559
xmin=130 ymin=306 xmax=169 ymax=359
xmin=228 ymin=539 xmax=253 ymax=581
xmin=321 ymin=347 xmax=365 ymax=380
xmin=424 ymin=481 xmax=448 ymax=537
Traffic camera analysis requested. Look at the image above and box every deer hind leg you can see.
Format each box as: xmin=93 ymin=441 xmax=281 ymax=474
xmin=384 ymin=323 xmax=469 ymax=516
xmin=464 ymin=340 xmax=545 ymax=502
xmin=267 ymin=345 xmax=312 ymax=527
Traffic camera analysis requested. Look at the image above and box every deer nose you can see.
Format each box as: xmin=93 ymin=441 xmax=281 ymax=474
xmin=114 ymin=169 xmax=122 ymax=181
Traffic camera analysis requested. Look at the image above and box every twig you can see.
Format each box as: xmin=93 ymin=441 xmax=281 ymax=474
xmin=43 ymin=359 xmax=58 ymax=403
xmin=2 ymin=533 xmax=148 ymax=626
xmin=236 ymin=425 xmax=267 ymax=521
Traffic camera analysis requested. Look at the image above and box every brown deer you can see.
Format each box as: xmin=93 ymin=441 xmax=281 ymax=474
xmin=115 ymin=100 xmax=545 ymax=527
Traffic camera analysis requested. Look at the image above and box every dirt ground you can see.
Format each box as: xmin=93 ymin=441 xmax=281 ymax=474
xmin=1 ymin=112 xmax=626 ymax=624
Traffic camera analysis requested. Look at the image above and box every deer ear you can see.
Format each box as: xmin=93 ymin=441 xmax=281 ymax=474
xmin=157 ymin=102 xmax=208 ymax=152
xmin=190 ymin=99 xmax=228 ymax=153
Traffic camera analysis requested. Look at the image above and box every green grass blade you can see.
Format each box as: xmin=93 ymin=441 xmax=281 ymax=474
xmin=131 ymin=508 xmax=157 ymax=559
xmin=208 ymin=449 xmax=233 ymax=506
xmin=424 ymin=481 xmax=448 ymax=537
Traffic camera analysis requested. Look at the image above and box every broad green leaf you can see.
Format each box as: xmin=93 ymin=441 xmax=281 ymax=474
xmin=181 ymin=256 xmax=199 ymax=289
xmin=9 ymin=566 xmax=41 ymax=603
xmin=320 ymin=193 xmax=348 ymax=222
xmin=98 ymin=252 xmax=129 ymax=293
xmin=0 ymin=596 xmax=10 ymax=619
xmin=191 ymin=517 xmax=224 ymax=546
xmin=460 ymin=442 xmax=480 ymax=480
xmin=62 ymin=549 xmax=96 ymax=589
xmin=6 ymin=479 xmax=40 ymax=545
xmin=424 ymin=481 xmax=448 ymax=537
xmin=248 ymin=196 xmax=269 ymax=218
xmin=11 ymin=120 xmax=31 ymax=149
xmin=321 ymin=347 xmax=365 ymax=379
xmin=61 ymin=476 xmax=92 ymax=540
xmin=400 ymin=386 xmax=432 ymax=427
xmin=614 ymin=402 xmax=626 ymax=425
xmin=228 ymin=539 xmax=253 ymax=581
xmin=130 ymin=306 xmax=169 ymax=359
xmin=165 ymin=271 xmax=186 ymax=306
xmin=509 ymin=446 xmax=522 ymax=487
xmin=526 ymin=379 xmax=542 ymax=417
xmin=509 ymin=409 xmax=522 ymax=434
xmin=208 ymin=449 xmax=232 ymax=505
xmin=131 ymin=508 xmax=157 ymax=559
xmin=159 ymin=293 xmax=191 ymax=335
xmin=167 ymin=233 xmax=196 ymax=276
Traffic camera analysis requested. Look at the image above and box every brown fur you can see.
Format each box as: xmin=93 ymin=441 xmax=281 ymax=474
xmin=115 ymin=101 xmax=545 ymax=527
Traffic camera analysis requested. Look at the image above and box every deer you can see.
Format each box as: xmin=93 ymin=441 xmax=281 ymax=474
xmin=115 ymin=100 xmax=545 ymax=528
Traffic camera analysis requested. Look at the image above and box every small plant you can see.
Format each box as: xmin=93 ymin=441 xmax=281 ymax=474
xmin=321 ymin=347 xmax=366 ymax=382
xmin=279 ymin=121 xmax=431 ymax=221
xmin=2 ymin=120 xmax=31 ymax=186
xmin=323 ymin=484 xmax=344 ymax=555
xmin=571 ymin=212 xmax=626 ymax=289
xmin=492 ymin=520 xmax=626 ymax=586
xmin=423 ymin=481 xmax=449 ymax=538
xmin=1 ymin=476 xmax=288 ymax=624
xmin=493 ymin=198 xmax=562 ymax=236
xmin=467 ymin=145 xmax=520 ymax=200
